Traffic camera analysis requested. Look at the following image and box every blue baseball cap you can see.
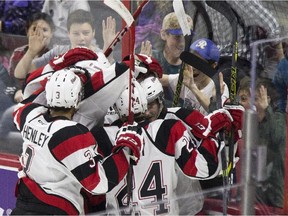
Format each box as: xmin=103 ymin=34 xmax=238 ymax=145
xmin=166 ymin=28 xmax=184 ymax=35
xmin=190 ymin=38 xmax=220 ymax=63
xmin=166 ymin=28 xmax=194 ymax=36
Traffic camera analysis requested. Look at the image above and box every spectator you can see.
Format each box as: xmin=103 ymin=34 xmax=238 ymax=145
xmin=41 ymin=0 xmax=90 ymax=45
xmin=273 ymin=56 xmax=288 ymax=112
xmin=238 ymin=76 xmax=286 ymax=208
xmin=153 ymin=11 xmax=193 ymax=107
xmin=14 ymin=9 xmax=116 ymax=80
xmin=8 ymin=12 xmax=55 ymax=103
xmin=160 ymin=38 xmax=229 ymax=115
xmin=205 ymin=0 xmax=284 ymax=91
xmin=135 ymin=1 xmax=169 ymax=52
xmin=0 ymin=12 xmax=55 ymax=148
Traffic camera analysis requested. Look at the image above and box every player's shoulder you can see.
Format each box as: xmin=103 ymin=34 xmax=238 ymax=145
xmin=50 ymin=119 xmax=89 ymax=135
xmin=145 ymin=118 xmax=186 ymax=136
xmin=167 ymin=107 xmax=191 ymax=117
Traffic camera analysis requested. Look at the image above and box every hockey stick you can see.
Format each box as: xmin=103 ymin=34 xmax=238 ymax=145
xmin=205 ymin=1 xmax=238 ymax=214
xmin=205 ymin=0 xmax=238 ymax=181
xmin=104 ymin=0 xmax=134 ymax=27
xmin=180 ymin=49 xmax=230 ymax=215
xmin=192 ymin=1 xmax=213 ymax=40
xmin=104 ymin=0 xmax=137 ymax=210
xmin=104 ymin=0 xmax=149 ymax=57
xmin=180 ymin=51 xmax=217 ymax=78
xmin=125 ymin=23 xmax=136 ymax=210
xmin=172 ymin=0 xmax=193 ymax=107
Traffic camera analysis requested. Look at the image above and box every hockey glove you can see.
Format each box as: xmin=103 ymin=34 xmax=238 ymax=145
xmin=122 ymin=54 xmax=163 ymax=79
xmin=113 ymin=122 xmax=144 ymax=165
xmin=49 ymin=47 xmax=98 ymax=71
xmin=192 ymin=108 xmax=233 ymax=139
xmin=223 ymin=104 xmax=245 ymax=140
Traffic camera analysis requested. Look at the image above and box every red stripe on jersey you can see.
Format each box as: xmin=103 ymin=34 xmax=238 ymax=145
xmin=25 ymin=66 xmax=46 ymax=83
xmin=200 ymin=139 xmax=218 ymax=159
xmin=80 ymin=165 xmax=101 ymax=191
xmin=182 ymin=151 xmax=198 ymax=176
xmin=183 ymin=138 xmax=219 ymax=177
xmin=22 ymin=177 xmax=79 ymax=215
xmin=112 ymin=151 xmax=129 ymax=181
xmin=166 ymin=121 xmax=186 ymax=155
xmin=52 ymin=132 xmax=96 ymax=161
xmin=90 ymin=71 xmax=104 ymax=92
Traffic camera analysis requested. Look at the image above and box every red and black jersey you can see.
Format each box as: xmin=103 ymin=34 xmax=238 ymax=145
xmin=13 ymin=101 xmax=129 ymax=215
xmin=97 ymin=118 xmax=222 ymax=215
xmin=22 ymin=60 xmax=131 ymax=129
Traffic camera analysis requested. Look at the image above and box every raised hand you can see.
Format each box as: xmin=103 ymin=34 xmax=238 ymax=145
xmin=182 ymin=64 xmax=195 ymax=89
xmin=28 ymin=24 xmax=48 ymax=57
xmin=254 ymin=85 xmax=269 ymax=113
xmin=102 ymin=16 xmax=117 ymax=52
xmin=139 ymin=40 xmax=152 ymax=56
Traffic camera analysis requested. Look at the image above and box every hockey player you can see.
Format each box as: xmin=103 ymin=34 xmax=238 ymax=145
xmin=11 ymin=69 xmax=144 ymax=215
xmin=140 ymin=75 xmax=243 ymax=142
xmin=104 ymin=53 xmax=163 ymax=125
xmin=21 ymin=46 xmax=138 ymax=129
xmin=92 ymin=80 xmax=239 ymax=215
xmin=140 ymin=75 xmax=244 ymax=192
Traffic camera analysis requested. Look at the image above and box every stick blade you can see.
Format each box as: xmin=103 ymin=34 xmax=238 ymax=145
xmin=104 ymin=0 xmax=134 ymax=26
xmin=180 ymin=51 xmax=217 ymax=78
xmin=173 ymin=0 xmax=191 ymax=36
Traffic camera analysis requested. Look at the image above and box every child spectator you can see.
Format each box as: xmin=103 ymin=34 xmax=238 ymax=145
xmin=14 ymin=9 xmax=116 ymax=80
xmin=160 ymin=38 xmax=229 ymax=115
xmin=238 ymin=76 xmax=286 ymax=208
xmin=41 ymin=0 xmax=90 ymax=45
xmin=8 ymin=12 xmax=54 ymax=103
xmin=153 ymin=12 xmax=193 ymax=107
xmin=0 ymin=12 xmax=54 ymax=150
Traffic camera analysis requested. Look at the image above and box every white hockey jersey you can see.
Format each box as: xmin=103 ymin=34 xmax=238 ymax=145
xmin=13 ymin=102 xmax=130 ymax=215
xmin=91 ymin=118 xmax=223 ymax=215
xmin=22 ymin=60 xmax=131 ymax=129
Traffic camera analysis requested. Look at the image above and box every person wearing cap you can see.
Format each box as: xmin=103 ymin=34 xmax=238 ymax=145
xmin=153 ymin=12 xmax=193 ymax=107
xmin=160 ymin=38 xmax=229 ymax=115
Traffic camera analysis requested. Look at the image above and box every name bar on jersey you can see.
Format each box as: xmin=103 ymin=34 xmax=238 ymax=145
xmin=22 ymin=125 xmax=49 ymax=147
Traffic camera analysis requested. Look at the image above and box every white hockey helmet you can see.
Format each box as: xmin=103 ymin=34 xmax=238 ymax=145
xmin=45 ymin=68 xmax=83 ymax=108
xmin=140 ymin=76 xmax=164 ymax=104
xmin=114 ymin=80 xmax=148 ymax=119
